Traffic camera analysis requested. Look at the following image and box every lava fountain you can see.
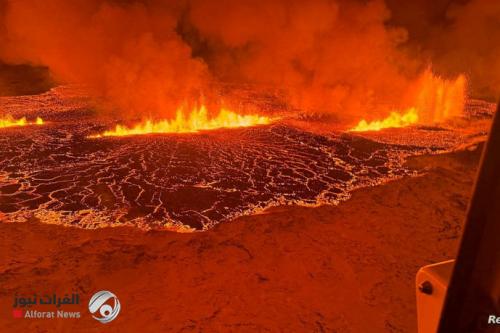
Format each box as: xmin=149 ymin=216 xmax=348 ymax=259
xmin=350 ymin=108 xmax=419 ymax=132
xmin=350 ymin=70 xmax=466 ymax=132
xmin=0 ymin=115 xmax=44 ymax=129
xmin=89 ymin=106 xmax=272 ymax=138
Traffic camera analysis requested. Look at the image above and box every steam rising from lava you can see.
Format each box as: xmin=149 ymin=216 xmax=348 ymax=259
xmin=0 ymin=0 xmax=495 ymax=125
xmin=414 ymin=0 xmax=500 ymax=101
xmin=0 ymin=0 xmax=209 ymax=118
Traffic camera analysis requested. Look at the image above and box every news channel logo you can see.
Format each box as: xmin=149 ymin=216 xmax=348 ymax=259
xmin=88 ymin=291 xmax=121 ymax=323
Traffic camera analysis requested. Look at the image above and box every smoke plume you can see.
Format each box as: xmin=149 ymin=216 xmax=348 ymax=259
xmin=0 ymin=0 xmax=209 ymax=118
xmin=0 ymin=0 xmax=498 ymax=121
xmin=186 ymin=0 xmax=419 ymax=120
xmin=424 ymin=0 xmax=500 ymax=101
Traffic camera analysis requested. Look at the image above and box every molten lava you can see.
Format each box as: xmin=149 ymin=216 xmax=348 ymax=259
xmin=350 ymin=70 xmax=466 ymax=132
xmin=89 ymin=106 xmax=271 ymax=138
xmin=0 ymin=115 xmax=44 ymax=129
xmin=350 ymin=108 xmax=419 ymax=132
xmin=412 ymin=70 xmax=467 ymax=123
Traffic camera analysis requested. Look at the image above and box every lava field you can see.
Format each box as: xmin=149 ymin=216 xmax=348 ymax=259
xmin=0 ymin=87 xmax=495 ymax=230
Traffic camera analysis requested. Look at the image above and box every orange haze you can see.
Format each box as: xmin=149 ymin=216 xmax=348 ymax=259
xmin=0 ymin=0 xmax=496 ymax=122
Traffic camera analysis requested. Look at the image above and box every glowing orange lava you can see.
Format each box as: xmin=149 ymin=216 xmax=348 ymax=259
xmin=0 ymin=115 xmax=44 ymax=129
xmin=350 ymin=108 xmax=419 ymax=132
xmin=412 ymin=69 xmax=466 ymax=123
xmin=350 ymin=70 xmax=466 ymax=132
xmin=89 ymin=106 xmax=271 ymax=138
